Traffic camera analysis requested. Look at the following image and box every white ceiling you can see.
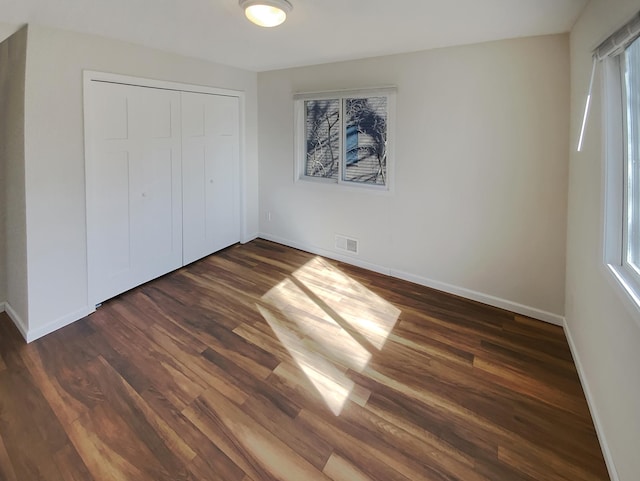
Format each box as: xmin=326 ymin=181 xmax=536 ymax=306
xmin=0 ymin=0 xmax=587 ymax=72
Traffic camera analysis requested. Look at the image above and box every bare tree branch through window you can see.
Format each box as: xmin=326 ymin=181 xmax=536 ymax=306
xmin=298 ymin=89 xmax=394 ymax=189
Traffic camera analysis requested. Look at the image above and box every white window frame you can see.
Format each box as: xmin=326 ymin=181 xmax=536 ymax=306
xmin=294 ymin=87 xmax=396 ymax=192
xmin=603 ymin=41 xmax=640 ymax=326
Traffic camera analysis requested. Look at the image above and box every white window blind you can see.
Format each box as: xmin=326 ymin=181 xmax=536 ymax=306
xmin=294 ymin=87 xmax=396 ymax=190
xmin=578 ymin=11 xmax=640 ymax=151
xmin=595 ymin=11 xmax=640 ymax=60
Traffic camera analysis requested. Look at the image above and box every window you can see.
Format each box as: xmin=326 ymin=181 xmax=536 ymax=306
xmin=295 ymin=88 xmax=395 ymax=189
xmin=623 ymin=38 xmax=640 ymax=288
xmin=600 ymin=12 xmax=640 ymax=314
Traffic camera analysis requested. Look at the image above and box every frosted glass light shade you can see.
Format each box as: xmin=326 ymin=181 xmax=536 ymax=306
xmin=240 ymin=0 xmax=292 ymax=27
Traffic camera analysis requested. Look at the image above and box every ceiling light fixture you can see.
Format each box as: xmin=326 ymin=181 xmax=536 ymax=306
xmin=240 ymin=0 xmax=292 ymax=28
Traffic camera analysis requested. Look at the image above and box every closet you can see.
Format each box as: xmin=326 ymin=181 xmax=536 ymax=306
xmin=84 ymin=75 xmax=241 ymax=307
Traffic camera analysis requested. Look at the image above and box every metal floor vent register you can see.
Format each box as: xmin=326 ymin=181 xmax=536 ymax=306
xmin=335 ymin=235 xmax=359 ymax=254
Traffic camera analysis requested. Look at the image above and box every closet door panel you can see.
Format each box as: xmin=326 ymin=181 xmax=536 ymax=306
xmin=132 ymin=88 xmax=183 ymax=282
xmin=92 ymin=150 xmax=131 ymax=279
xmin=182 ymin=93 xmax=240 ymax=265
xmin=133 ymin=147 xmax=177 ymax=269
xmin=182 ymin=143 xmax=207 ymax=260
xmin=87 ymin=81 xmax=182 ymax=305
xmin=205 ymin=134 xmax=240 ymax=249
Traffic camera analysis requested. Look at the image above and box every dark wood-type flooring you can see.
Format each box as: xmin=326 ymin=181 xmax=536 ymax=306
xmin=0 ymin=239 xmax=609 ymax=480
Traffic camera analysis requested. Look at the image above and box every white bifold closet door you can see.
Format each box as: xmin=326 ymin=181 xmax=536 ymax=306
xmin=86 ymin=80 xmax=241 ymax=307
xmin=181 ymin=92 xmax=240 ymax=265
xmin=87 ymin=82 xmax=183 ymax=306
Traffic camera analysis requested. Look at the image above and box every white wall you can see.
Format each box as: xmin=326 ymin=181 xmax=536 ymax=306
xmin=0 ymin=33 xmax=6 ymax=306
xmin=258 ymin=34 xmax=570 ymax=323
xmin=566 ymin=1 xmax=640 ymax=480
xmin=18 ymin=24 xmax=258 ymax=339
xmin=0 ymin=26 xmax=29 ymax=330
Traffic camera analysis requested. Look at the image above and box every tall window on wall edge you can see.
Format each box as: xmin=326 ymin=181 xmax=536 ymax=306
xmin=294 ymin=88 xmax=396 ymax=190
xmin=601 ymin=11 xmax=640 ymax=317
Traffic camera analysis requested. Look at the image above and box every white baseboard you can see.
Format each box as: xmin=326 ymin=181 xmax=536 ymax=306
xmin=259 ymin=233 xmax=392 ymax=276
xmin=2 ymin=301 xmax=29 ymax=340
xmin=24 ymin=306 xmax=96 ymax=343
xmin=241 ymin=232 xmax=260 ymax=244
xmin=391 ymin=269 xmax=564 ymax=326
xmin=563 ymin=319 xmax=620 ymax=481
xmin=257 ymin=233 xmax=564 ymax=325
xmin=1 ymin=300 xmax=96 ymax=343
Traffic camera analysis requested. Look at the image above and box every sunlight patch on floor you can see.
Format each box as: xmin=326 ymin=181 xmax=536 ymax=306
xmin=261 ymin=277 xmax=372 ymax=371
xmin=257 ymin=304 xmax=354 ymax=416
xmin=292 ymin=257 xmax=400 ymax=350
xmin=258 ymin=257 xmax=401 ymax=415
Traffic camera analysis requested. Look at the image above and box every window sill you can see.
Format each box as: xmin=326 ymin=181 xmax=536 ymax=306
xmin=295 ymin=176 xmax=393 ymax=195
